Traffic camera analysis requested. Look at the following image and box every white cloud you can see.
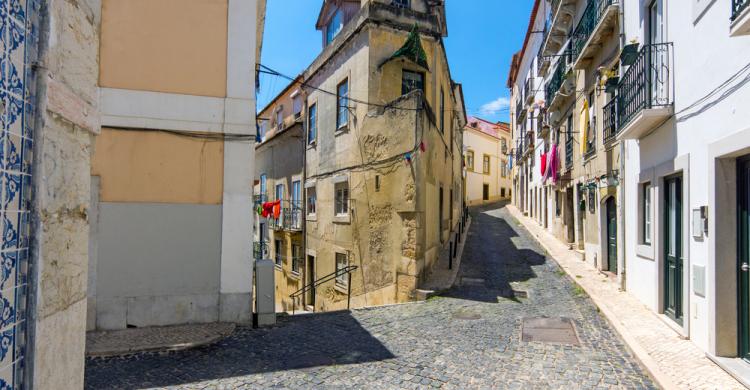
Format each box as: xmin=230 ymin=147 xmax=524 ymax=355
xmin=479 ymin=96 xmax=510 ymax=116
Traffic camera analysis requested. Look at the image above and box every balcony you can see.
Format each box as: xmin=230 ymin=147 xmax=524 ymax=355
xmin=732 ymin=0 xmax=750 ymax=36
xmin=617 ymin=43 xmax=674 ymax=140
xmin=571 ymin=0 xmax=619 ymax=70
xmin=565 ymin=136 xmax=574 ymax=170
xmin=537 ymin=109 xmax=550 ymax=138
xmin=516 ymin=99 xmax=527 ymax=122
xmin=537 ymin=32 xmax=551 ymax=76
xmin=268 ymin=200 xmax=304 ymax=232
xmin=254 ymin=241 xmax=269 ymax=261
xmin=524 ymin=78 xmax=534 ymax=105
xmin=602 ymin=97 xmax=618 ymax=144
xmin=545 ymin=47 xmax=574 ymax=111
xmin=542 ymin=0 xmax=577 ymax=58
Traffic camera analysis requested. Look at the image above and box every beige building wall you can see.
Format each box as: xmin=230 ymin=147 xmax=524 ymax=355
xmin=99 ymin=0 xmax=229 ymax=97
xmin=464 ymin=122 xmax=512 ymax=205
xmin=304 ymin=1 xmax=464 ymax=312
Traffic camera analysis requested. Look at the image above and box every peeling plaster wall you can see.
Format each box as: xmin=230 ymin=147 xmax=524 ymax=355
xmin=28 ymin=0 xmax=101 ymax=388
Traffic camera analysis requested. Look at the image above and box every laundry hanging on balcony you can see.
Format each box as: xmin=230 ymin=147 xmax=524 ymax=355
xmin=580 ymin=99 xmax=589 ymax=155
xmin=261 ymin=200 xmax=281 ymax=218
xmin=540 ymin=152 xmax=547 ymax=176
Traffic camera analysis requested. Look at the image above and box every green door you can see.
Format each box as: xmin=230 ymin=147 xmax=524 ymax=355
xmin=738 ymin=157 xmax=750 ymax=360
xmin=664 ymin=175 xmax=683 ymax=324
xmin=606 ymin=197 xmax=618 ymax=273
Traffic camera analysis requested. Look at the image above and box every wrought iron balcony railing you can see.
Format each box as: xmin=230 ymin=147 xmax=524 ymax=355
xmin=254 ymin=194 xmax=268 ymax=207
xmin=282 ymin=201 xmax=303 ymax=231
xmin=545 ymin=47 xmax=573 ymax=106
xmin=571 ymin=0 xmax=617 ymax=63
xmin=733 ymin=0 xmax=750 ymax=21
xmin=603 ymin=97 xmax=618 ymax=144
xmin=565 ymin=136 xmax=574 ymax=170
xmin=617 ymin=43 xmax=674 ymax=131
xmin=253 ymin=241 xmax=269 ymax=261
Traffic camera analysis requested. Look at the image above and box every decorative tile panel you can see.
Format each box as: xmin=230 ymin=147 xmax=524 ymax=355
xmin=0 ymin=0 xmax=38 ymax=387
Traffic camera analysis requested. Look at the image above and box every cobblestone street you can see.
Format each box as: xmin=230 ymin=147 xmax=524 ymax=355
xmin=85 ymin=203 xmax=656 ymax=389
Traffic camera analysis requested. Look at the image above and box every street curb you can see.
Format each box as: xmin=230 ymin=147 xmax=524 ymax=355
xmin=506 ymin=205 xmax=677 ymax=390
xmin=417 ymin=215 xmax=472 ymax=299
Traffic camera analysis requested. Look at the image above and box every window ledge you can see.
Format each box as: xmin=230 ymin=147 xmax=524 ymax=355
xmin=333 ymin=214 xmax=351 ymax=224
xmin=307 ymin=141 xmax=317 ymax=150
xmin=274 ymin=264 xmax=283 ymax=271
xmin=334 ymin=282 xmax=349 ymax=293
xmin=306 ymin=213 xmax=317 ymax=222
xmin=289 ymin=271 xmax=301 ymax=280
xmin=335 ymin=125 xmax=349 ymax=135
xmin=635 ymin=244 xmax=654 ymax=260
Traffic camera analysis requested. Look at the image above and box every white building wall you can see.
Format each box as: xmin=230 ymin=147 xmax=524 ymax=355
xmin=622 ymin=0 xmax=750 ymax=355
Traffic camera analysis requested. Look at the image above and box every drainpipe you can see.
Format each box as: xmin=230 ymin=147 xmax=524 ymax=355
xmin=618 ymin=2 xmax=627 ymax=291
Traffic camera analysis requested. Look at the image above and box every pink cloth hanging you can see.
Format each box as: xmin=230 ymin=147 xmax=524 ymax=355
xmin=540 ymin=153 xmax=547 ymax=177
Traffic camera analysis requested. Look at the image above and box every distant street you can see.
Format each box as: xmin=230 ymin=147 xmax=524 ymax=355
xmin=85 ymin=203 xmax=655 ymax=389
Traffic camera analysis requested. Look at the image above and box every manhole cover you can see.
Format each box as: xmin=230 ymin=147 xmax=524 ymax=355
xmin=452 ymin=309 xmax=481 ymax=320
xmin=521 ymin=317 xmax=580 ymax=345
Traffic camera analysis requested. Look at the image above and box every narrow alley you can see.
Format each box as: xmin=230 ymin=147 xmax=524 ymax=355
xmin=85 ymin=203 xmax=655 ymax=389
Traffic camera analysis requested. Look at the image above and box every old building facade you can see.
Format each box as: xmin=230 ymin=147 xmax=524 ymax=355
xmin=463 ymin=117 xmax=512 ymax=205
xmin=254 ymin=77 xmax=307 ymax=313
xmin=300 ymin=0 xmax=466 ymax=311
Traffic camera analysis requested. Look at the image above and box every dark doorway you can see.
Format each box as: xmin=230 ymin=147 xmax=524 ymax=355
xmin=606 ymin=197 xmax=617 ymax=273
xmin=306 ymin=255 xmax=316 ymax=308
xmin=483 ymin=184 xmax=489 ymax=201
xmin=664 ymin=174 xmax=683 ymax=324
xmin=738 ymin=156 xmax=750 ymax=360
xmin=565 ymin=188 xmax=575 ymax=243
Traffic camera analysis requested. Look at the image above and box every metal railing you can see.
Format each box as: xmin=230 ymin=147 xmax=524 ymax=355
xmin=282 ymin=200 xmax=303 ymax=231
xmin=603 ymin=97 xmax=618 ymax=143
xmin=571 ymin=0 xmax=617 ymax=63
xmin=617 ymin=43 xmax=673 ymax=131
xmin=545 ymin=46 xmax=572 ymax=106
xmin=253 ymin=241 xmax=269 ymax=261
xmin=733 ymin=0 xmax=749 ymax=21
xmin=254 ymin=194 xmax=267 ymax=207
xmin=565 ymin=136 xmax=574 ymax=169
xmin=516 ymin=99 xmax=526 ymax=122
xmin=289 ymin=265 xmax=359 ymax=314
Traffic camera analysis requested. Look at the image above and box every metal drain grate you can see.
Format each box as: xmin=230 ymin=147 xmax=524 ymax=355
xmin=521 ymin=317 xmax=580 ymax=345
xmin=452 ymin=309 xmax=481 ymax=320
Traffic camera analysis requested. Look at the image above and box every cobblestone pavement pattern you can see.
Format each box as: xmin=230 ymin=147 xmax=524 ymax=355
xmin=85 ymin=203 xmax=656 ymax=389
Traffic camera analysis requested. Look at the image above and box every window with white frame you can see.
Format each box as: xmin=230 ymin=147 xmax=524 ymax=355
xmin=276 ymin=108 xmax=283 ymax=130
xmin=335 ymin=252 xmax=348 ymax=285
xmin=259 ymin=121 xmax=267 ymax=141
xmin=326 ymin=9 xmax=343 ymax=46
xmin=642 ymin=182 xmax=652 ymax=245
xmin=307 ymin=186 xmax=316 ymax=216
xmin=335 ymin=182 xmax=349 ymax=216
xmin=293 ymin=95 xmax=302 ymax=119
xmin=308 ymin=103 xmax=317 ymax=144
xmin=337 ymin=78 xmax=349 ymax=129
xmin=275 ymin=183 xmax=284 ymax=202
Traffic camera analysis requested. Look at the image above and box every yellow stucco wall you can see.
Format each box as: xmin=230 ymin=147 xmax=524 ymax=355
xmin=91 ymin=128 xmax=224 ymax=204
xmin=464 ymin=127 xmax=513 ymax=205
xmin=99 ymin=0 xmax=228 ymax=97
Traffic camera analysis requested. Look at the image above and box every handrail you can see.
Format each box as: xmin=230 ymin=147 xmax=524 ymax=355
xmin=289 ymin=265 xmax=359 ymax=314
xmin=733 ymin=0 xmax=749 ymax=21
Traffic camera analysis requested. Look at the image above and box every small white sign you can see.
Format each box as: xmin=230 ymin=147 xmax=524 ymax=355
xmin=692 ymin=208 xmax=703 ymax=238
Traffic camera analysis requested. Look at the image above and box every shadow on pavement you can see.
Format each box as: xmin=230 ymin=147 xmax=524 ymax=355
xmin=84 ymin=311 xmax=395 ymax=389
xmin=440 ymin=202 xmax=546 ymax=303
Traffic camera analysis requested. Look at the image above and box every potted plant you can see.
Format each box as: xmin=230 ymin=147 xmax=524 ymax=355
xmin=621 ymin=39 xmax=640 ymax=66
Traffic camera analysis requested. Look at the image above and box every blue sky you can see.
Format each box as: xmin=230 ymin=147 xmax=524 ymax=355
xmin=258 ymin=0 xmax=534 ymax=123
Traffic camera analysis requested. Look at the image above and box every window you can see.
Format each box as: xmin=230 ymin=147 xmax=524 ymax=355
xmin=555 ymin=191 xmax=561 ymax=216
xmin=308 ymin=103 xmax=317 ymax=144
xmin=326 ymin=9 xmax=343 ymax=46
xmin=335 ymin=252 xmax=348 ymax=286
xmin=275 ymin=183 xmax=284 ymax=202
xmin=292 ymin=244 xmax=301 ymax=274
xmin=501 ymin=139 xmax=507 ymax=154
xmin=337 ymin=79 xmax=349 ymax=129
xmin=274 ymin=239 xmax=282 ymax=266
xmin=466 ymin=151 xmax=475 ymax=171
xmin=439 ymin=186 xmax=444 ymax=234
xmin=293 ymin=95 xmax=302 ymax=119
xmin=259 ymin=121 xmax=267 ymax=141
xmin=260 ymin=174 xmax=267 ymax=197
xmin=375 ymin=175 xmax=380 ymax=192
xmin=391 ymin=0 xmax=410 ymax=9
xmin=501 ymin=188 xmax=506 ymax=198
xmin=642 ymin=182 xmax=652 ymax=245
xmin=483 ymin=155 xmax=490 ymax=174
xmin=402 ymin=70 xmax=424 ymax=95
xmin=292 ymin=180 xmax=301 ymax=229
xmin=276 ymin=109 xmax=283 ymax=130
xmin=306 ymin=186 xmax=317 ymax=216
xmin=439 ymin=87 xmax=445 ymax=133
xmin=500 ymin=160 xmax=507 ymax=178
xmin=335 ymin=182 xmax=349 ymax=215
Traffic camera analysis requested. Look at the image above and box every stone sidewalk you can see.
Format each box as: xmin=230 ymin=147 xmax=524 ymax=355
xmin=86 ymin=323 xmax=236 ymax=357
xmin=419 ymin=216 xmax=472 ymax=295
xmin=507 ymin=204 xmax=745 ymax=390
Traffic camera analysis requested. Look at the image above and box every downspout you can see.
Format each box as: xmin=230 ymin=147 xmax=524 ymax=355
xmin=302 ymin=96 xmax=308 ymax=309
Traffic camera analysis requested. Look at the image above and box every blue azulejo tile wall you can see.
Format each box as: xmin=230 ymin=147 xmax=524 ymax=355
xmin=0 ymin=0 xmax=39 ymax=388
